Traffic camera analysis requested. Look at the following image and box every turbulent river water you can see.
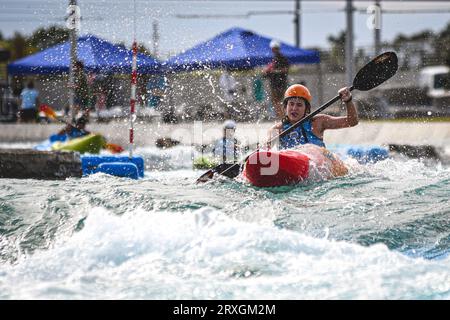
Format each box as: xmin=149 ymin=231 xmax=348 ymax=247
xmin=1 ymin=144 xmax=449 ymax=299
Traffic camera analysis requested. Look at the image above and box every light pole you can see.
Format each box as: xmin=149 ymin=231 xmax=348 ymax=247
xmin=345 ymin=0 xmax=354 ymax=86
xmin=153 ymin=20 xmax=159 ymax=58
xmin=374 ymin=0 xmax=381 ymax=55
xmin=67 ymin=0 xmax=80 ymax=121
xmin=294 ymin=0 xmax=301 ymax=47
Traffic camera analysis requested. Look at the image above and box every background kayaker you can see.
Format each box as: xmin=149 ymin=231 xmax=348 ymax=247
xmin=57 ymin=115 xmax=90 ymax=139
xmin=213 ymin=119 xmax=242 ymax=164
xmin=267 ymin=84 xmax=358 ymax=149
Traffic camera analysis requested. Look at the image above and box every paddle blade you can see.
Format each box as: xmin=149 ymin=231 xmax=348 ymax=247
xmin=196 ymin=169 xmax=215 ymax=183
xmin=216 ymin=163 xmax=241 ymax=179
xmin=195 ymin=163 xmax=241 ymax=183
xmin=105 ymin=143 xmax=124 ymax=154
xmin=39 ymin=104 xmax=57 ymax=119
xmin=353 ymin=51 xmax=398 ymax=91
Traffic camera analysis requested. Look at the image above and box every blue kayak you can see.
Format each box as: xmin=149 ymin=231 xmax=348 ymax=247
xmin=328 ymin=144 xmax=389 ymax=164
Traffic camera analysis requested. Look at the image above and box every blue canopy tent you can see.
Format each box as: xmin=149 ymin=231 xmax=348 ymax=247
xmin=8 ymin=34 xmax=161 ymax=75
xmin=164 ymin=27 xmax=320 ymax=72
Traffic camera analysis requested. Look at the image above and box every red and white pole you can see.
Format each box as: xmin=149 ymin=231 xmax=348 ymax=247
xmin=129 ymin=40 xmax=137 ymax=158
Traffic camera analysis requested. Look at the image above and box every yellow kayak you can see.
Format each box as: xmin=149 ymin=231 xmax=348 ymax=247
xmin=52 ymin=134 xmax=106 ymax=154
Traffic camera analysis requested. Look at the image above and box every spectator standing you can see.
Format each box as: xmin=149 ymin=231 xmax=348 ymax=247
xmin=73 ymin=60 xmax=90 ymax=121
xmin=146 ymin=74 xmax=167 ymax=109
xmin=263 ymin=40 xmax=290 ymax=120
xmin=18 ymin=80 xmax=39 ymax=123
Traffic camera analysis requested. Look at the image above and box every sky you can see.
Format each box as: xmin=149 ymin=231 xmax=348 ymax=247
xmin=0 ymin=0 xmax=449 ymax=59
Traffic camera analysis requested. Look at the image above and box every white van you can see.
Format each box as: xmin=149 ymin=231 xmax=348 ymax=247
xmin=419 ymin=65 xmax=450 ymax=98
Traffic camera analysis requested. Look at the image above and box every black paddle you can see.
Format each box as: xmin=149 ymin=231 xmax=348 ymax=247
xmin=196 ymin=51 xmax=398 ymax=183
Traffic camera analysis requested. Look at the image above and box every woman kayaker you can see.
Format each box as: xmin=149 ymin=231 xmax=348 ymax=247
xmin=267 ymin=84 xmax=358 ymax=149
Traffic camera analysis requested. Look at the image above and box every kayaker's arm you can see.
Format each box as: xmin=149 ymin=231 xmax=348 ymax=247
xmin=344 ymin=99 xmax=359 ymax=127
xmin=57 ymin=124 xmax=71 ymax=135
xmin=317 ymin=87 xmax=359 ymax=131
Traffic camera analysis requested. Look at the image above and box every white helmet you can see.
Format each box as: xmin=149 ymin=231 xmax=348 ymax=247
xmin=270 ymin=40 xmax=280 ymax=49
xmin=223 ymin=119 xmax=236 ymax=130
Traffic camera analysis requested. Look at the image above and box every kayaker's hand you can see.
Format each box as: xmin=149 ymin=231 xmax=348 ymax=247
xmin=338 ymin=87 xmax=352 ymax=103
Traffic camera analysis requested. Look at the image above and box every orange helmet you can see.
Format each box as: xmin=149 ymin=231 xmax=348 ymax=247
xmin=283 ymin=84 xmax=312 ymax=104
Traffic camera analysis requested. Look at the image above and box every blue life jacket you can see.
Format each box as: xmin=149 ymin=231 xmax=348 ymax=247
xmin=279 ymin=119 xmax=325 ymax=149
xmin=49 ymin=133 xmax=68 ymax=143
xmin=68 ymin=128 xmax=88 ymax=139
xmin=48 ymin=128 xmax=87 ymax=144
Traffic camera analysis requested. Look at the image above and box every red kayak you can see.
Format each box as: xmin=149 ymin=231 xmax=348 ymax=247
xmin=242 ymin=144 xmax=348 ymax=187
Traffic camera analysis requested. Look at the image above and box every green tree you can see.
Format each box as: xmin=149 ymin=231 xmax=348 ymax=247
xmin=392 ymin=30 xmax=435 ymax=69
xmin=326 ymin=30 xmax=346 ymax=72
xmin=434 ymin=22 xmax=450 ymax=67
xmin=11 ymin=32 xmax=27 ymax=60
xmin=118 ymin=42 xmax=153 ymax=57
xmin=0 ymin=31 xmax=35 ymax=61
xmin=28 ymin=25 xmax=69 ymax=51
xmin=392 ymin=30 xmax=434 ymax=49
xmin=137 ymin=44 xmax=152 ymax=56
